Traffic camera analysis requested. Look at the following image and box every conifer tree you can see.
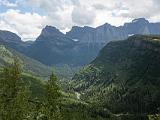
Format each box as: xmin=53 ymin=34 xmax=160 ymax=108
xmin=40 ymin=72 xmax=62 ymax=120
xmin=0 ymin=57 xmax=31 ymax=120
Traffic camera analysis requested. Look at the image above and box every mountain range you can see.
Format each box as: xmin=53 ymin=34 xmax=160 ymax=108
xmin=1 ymin=18 xmax=160 ymax=66
xmin=1 ymin=18 xmax=160 ymax=120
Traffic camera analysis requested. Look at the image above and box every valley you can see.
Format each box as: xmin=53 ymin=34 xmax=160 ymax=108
xmin=0 ymin=18 xmax=160 ymax=120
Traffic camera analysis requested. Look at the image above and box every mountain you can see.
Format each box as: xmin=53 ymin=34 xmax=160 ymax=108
xmin=66 ymin=26 xmax=95 ymax=43
xmin=67 ymin=18 xmax=160 ymax=45
xmin=66 ymin=23 xmax=127 ymax=44
xmin=123 ymin=18 xmax=160 ymax=35
xmin=27 ymin=18 xmax=160 ymax=66
xmin=0 ymin=30 xmax=22 ymax=43
xmin=1 ymin=18 xmax=160 ymax=67
xmin=0 ymin=30 xmax=30 ymax=54
xmin=72 ymin=35 xmax=160 ymax=115
xmin=0 ymin=39 xmax=51 ymax=76
xmin=26 ymin=26 xmax=102 ymax=66
xmin=26 ymin=26 xmax=75 ymax=65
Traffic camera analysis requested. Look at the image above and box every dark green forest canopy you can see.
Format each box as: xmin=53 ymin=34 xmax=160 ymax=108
xmin=0 ymin=59 xmax=118 ymax=120
xmin=72 ymin=35 xmax=160 ymax=115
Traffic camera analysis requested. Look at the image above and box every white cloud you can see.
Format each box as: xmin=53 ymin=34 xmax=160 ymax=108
xmin=92 ymin=4 xmax=108 ymax=10
xmin=115 ymin=0 xmax=160 ymax=19
xmin=72 ymin=5 xmax=96 ymax=25
xmin=1 ymin=0 xmax=160 ymax=40
xmin=0 ymin=9 xmax=47 ymax=41
xmin=0 ymin=0 xmax=17 ymax=7
xmin=26 ymin=0 xmax=77 ymax=30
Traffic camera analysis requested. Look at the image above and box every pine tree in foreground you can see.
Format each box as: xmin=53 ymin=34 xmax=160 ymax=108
xmin=36 ymin=72 xmax=62 ymax=120
xmin=0 ymin=57 xmax=31 ymax=120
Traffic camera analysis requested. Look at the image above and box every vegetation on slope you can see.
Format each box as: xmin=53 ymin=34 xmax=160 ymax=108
xmin=72 ymin=35 xmax=160 ymax=117
xmin=0 ymin=42 xmax=51 ymax=77
xmin=1 ymin=34 xmax=160 ymax=120
xmin=0 ymin=58 xmax=118 ymax=120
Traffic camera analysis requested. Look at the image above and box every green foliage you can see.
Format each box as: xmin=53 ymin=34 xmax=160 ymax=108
xmin=72 ymin=35 xmax=160 ymax=115
xmin=149 ymin=114 xmax=160 ymax=120
xmin=54 ymin=64 xmax=81 ymax=79
xmin=42 ymin=72 xmax=62 ymax=120
xmin=0 ymin=59 xmax=63 ymax=120
xmin=47 ymin=73 xmax=61 ymax=103
xmin=0 ymin=57 xmax=32 ymax=120
xmin=0 ymin=43 xmax=51 ymax=77
xmin=0 ymin=55 xmax=120 ymax=120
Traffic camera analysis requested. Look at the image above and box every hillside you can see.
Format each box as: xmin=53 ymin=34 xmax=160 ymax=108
xmin=0 ymin=41 xmax=51 ymax=77
xmin=72 ymin=35 xmax=160 ymax=115
xmin=0 ymin=67 xmax=118 ymax=120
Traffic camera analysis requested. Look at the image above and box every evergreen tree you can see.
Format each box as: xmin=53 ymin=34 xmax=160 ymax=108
xmin=38 ymin=72 xmax=62 ymax=120
xmin=0 ymin=57 xmax=31 ymax=120
xmin=47 ymin=72 xmax=61 ymax=105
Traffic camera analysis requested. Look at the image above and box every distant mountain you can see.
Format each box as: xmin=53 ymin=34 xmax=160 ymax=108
xmin=72 ymin=35 xmax=160 ymax=114
xmin=66 ymin=23 xmax=127 ymax=44
xmin=26 ymin=26 xmax=76 ymax=65
xmin=26 ymin=26 xmax=102 ymax=66
xmin=123 ymin=18 xmax=160 ymax=35
xmin=66 ymin=26 xmax=95 ymax=43
xmin=0 ymin=39 xmax=51 ymax=76
xmin=0 ymin=30 xmax=29 ymax=54
xmin=67 ymin=18 xmax=160 ymax=44
xmin=1 ymin=18 xmax=160 ymax=66
xmin=0 ymin=30 xmax=22 ymax=43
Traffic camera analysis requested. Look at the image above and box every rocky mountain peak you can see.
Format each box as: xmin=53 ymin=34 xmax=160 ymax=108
xmin=132 ymin=18 xmax=149 ymax=24
xmin=41 ymin=25 xmax=64 ymax=37
xmin=70 ymin=26 xmax=94 ymax=32
xmin=0 ymin=30 xmax=22 ymax=43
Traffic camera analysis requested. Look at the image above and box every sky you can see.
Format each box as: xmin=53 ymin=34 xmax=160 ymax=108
xmin=0 ymin=0 xmax=160 ymax=41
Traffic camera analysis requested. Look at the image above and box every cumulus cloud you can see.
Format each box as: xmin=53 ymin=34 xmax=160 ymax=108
xmin=26 ymin=0 xmax=78 ymax=30
xmin=92 ymin=4 xmax=108 ymax=10
xmin=0 ymin=9 xmax=47 ymax=40
xmin=72 ymin=5 xmax=96 ymax=25
xmin=1 ymin=0 xmax=160 ymax=40
xmin=116 ymin=0 xmax=160 ymax=19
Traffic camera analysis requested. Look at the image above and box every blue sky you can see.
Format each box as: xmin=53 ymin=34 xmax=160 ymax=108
xmin=0 ymin=0 xmax=160 ymax=41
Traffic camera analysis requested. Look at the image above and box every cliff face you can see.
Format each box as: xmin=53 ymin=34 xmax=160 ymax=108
xmin=67 ymin=23 xmax=128 ymax=44
xmin=130 ymin=35 xmax=160 ymax=53
xmin=67 ymin=18 xmax=160 ymax=46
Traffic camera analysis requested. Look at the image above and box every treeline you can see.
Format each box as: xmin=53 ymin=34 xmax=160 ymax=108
xmin=0 ymin=58 xmax=62 ymax=120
